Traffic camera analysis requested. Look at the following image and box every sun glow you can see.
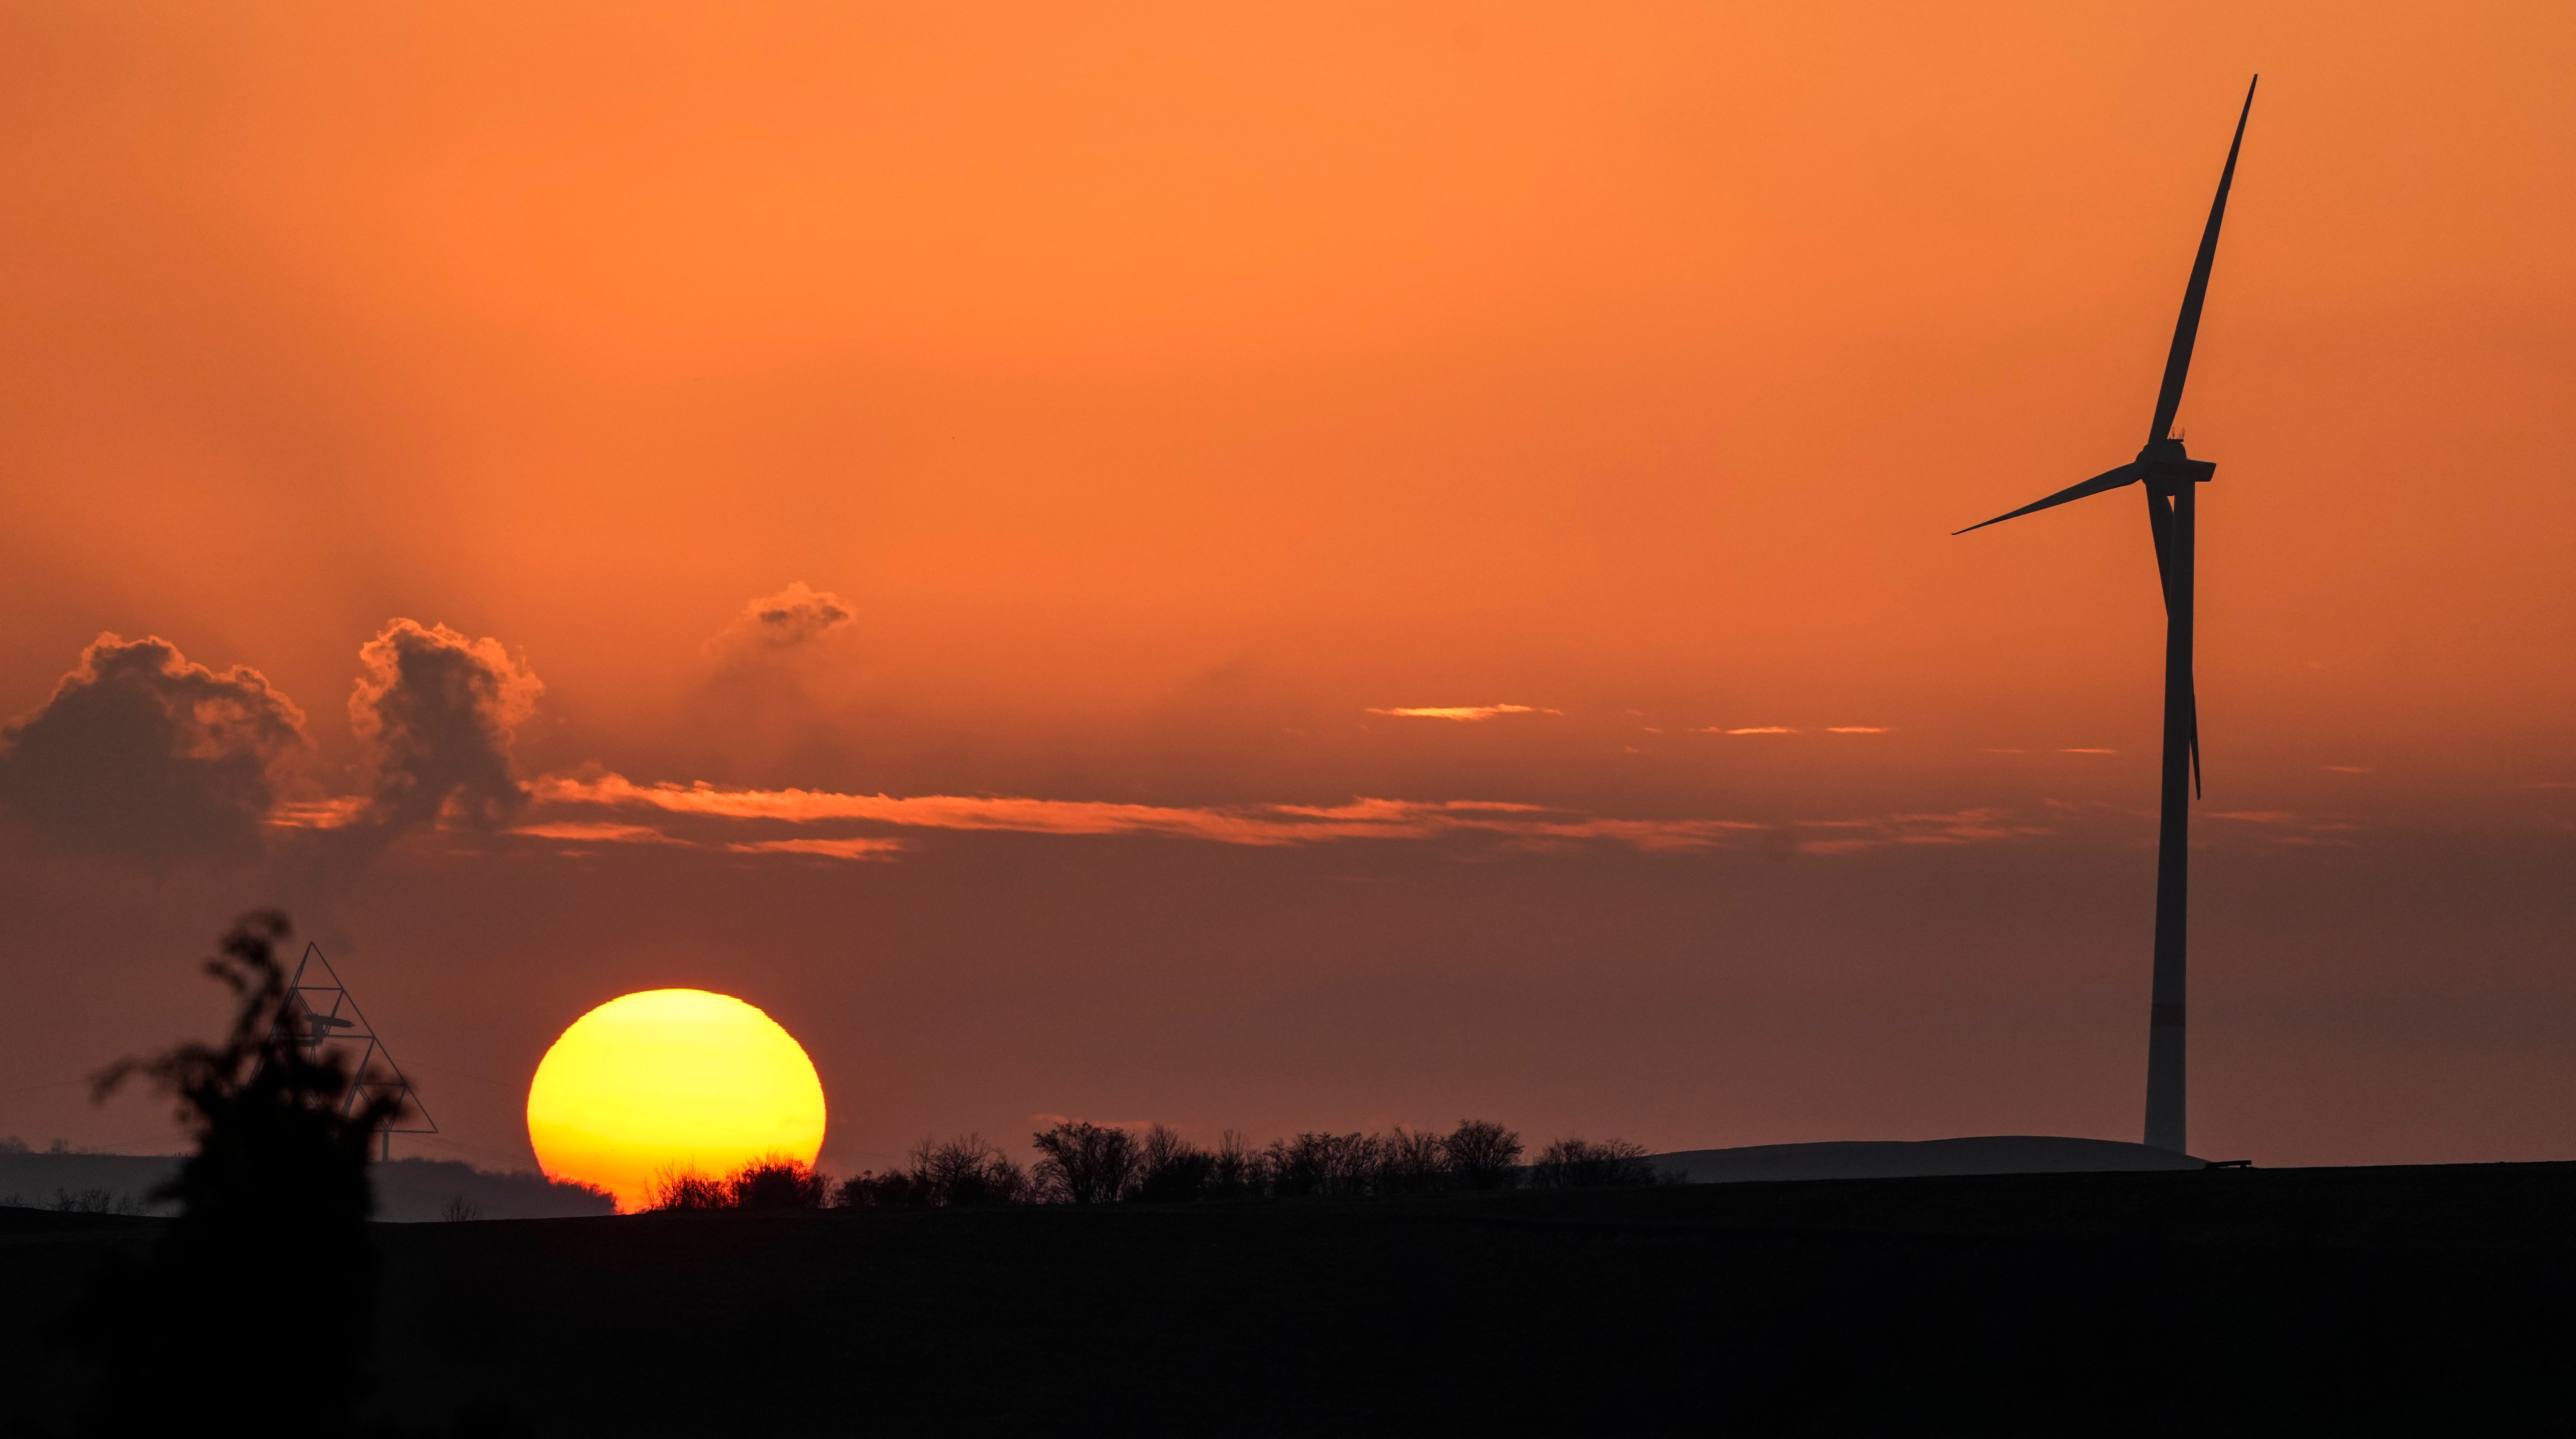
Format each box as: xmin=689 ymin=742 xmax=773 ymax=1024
xmin=526 ymin=989 xmax=826 ymax=1211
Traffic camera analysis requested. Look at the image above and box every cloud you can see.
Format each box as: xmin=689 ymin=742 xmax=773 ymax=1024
xmin=1364 ymin=704 xmax=1557 ymax=722
xmin=1825 ymin=726 xmax=1893 ymax=734
xmin=2059 ymin=748 xmax=2118 ymax=755
xmin=710 ymin=581 xmax=855 ymax=659
xmin=529 ymin=772 xmax=1831 ymax=855
xmin=0 ymin=634 xmax=310 ymax=865
xmin=723 ymin=837 xmax=909 ymax=861
xmin=1709 ymin=726 xmax=1800 ymax=735
xmin=349 ymin=619 xmax=544 ymax=831
xmin=507 ymin=821 xmax=684 ymax=845
xmin=1786 ymin=808 xmax=2053 ymax=856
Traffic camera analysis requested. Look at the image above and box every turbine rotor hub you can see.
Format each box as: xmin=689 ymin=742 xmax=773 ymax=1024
xmin=2139 ymin=437 xmax=2216 ymax=495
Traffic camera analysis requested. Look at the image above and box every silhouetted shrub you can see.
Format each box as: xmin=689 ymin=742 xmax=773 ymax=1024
xmin=1032 ymin=1121 xmax=1140 ymax=1205
xmin=912 ymin=1134 xmax=1029 ymax=1206
xmin=836 ymin=1135 xmax=1027 ymax=1209
xmin=1208 ymin=1129 xmax=1269 ymax=1199
xmin=834 ymin=1166 xmax=925 ymax=1209
xmin=1268 ymin=1132 xmax=1380 ymax=1198
xmin=64 ymin=910 xmax=409 ymax=1438
xmin=1529 ymin=1137 xmax=1658 ymax=1189
xmin=730 ymin=1154 xmax=833 ymax=1210
xmin=1133 ymin=1124 xmax=1217 ymax=1202
xmin=1443 ymin=1119 xmax=1525 ymax=1190
xmin=1373 ymin=1127 xmax=1450 ymax=1195
xmin=49 ymin=1188 xmax=147 ymax=1216
xmin=441 ymin=1195 xmax=483 ymax=1222
xmin=644 ymin=1166 xmax=731 ymax=1210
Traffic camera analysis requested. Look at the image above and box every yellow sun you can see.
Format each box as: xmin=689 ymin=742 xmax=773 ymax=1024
xmin=526 ymin=989 xmax=826 ymax=1211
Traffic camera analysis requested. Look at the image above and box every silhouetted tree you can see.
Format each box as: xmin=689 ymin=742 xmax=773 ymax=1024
xmin=1529 ymin=1137 xmax=1658 ymax=1189
xmin=1442 ymin=1119 xmax=1525 ymax=1190
xmin=62 ymin=910 xmax=408 ymax=1439
xmin=1031 ymin=1121 xmax=1139 ymax=1204
xmin=1133 ymin=1124 xmax=1217 ymax=1202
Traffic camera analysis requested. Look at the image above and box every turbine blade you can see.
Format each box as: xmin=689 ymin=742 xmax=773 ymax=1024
xmin=2144 ymin=485 xmax=2173 ymax=596
xmin=2191 ymin=698 xmax=2202 ymax=799
xmin=2146 ymin=76 xmax=2258 ymax=447
xmin=1954 ymin=463 xmax=2142 ymax=535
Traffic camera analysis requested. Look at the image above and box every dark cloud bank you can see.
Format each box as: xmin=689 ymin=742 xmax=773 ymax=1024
xmin=0 ymin=634 xmax=307 ymax=865
xmin=0 ymin=620 xmax=543 ymax=866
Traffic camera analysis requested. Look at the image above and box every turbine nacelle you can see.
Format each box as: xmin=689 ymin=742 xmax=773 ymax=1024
xmin=2138 ymin=436 xmax=2215 ymax=496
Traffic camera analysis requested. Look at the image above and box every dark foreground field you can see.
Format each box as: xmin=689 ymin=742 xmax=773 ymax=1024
xmin=7 ymin=1161 xmax=2573 ymax=1436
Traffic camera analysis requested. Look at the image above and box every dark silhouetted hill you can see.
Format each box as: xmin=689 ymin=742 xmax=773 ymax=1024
xmin=5 ymin=1160 xmax=2573 ymax=1435
xmin=0 ymin=1152 xmax=612 ymax=1221
xmin=1650 ymin=1134 xmax=2206 ymax=1184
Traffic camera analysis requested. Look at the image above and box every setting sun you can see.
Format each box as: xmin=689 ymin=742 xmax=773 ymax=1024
xmin=526 ymin=989 xmax=826 ymax=1211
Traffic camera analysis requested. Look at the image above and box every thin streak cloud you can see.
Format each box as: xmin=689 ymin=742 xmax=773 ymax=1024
xmin=724 ymin=837 xmax=909 ymax=861
xmin=1364 ymin=704 xmax=1559 ymax=722
xmin=531 ymin=773 xmax=1755 ymax=851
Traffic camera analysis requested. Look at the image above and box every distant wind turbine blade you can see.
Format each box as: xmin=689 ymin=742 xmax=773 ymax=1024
xmin=1954 ymin=463 xmax=2142 ymax=535
xmin=2146 ymin=76 xmax=2258 ymax=447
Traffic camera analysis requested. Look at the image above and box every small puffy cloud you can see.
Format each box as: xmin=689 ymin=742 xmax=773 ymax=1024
xmin=1365 ymin=704 xmax=1557 ymax=722
xmin=711 ymin=581 xmax=855 ymax=659
xmin=349 ymin=619 xmax=543 ymax=831
xmin=0 ymin=633 xmax=309 ymax=865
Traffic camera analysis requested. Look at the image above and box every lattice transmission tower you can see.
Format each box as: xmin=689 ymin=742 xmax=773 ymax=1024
xmin=280 ymin=942 xmax=437 ymax=1160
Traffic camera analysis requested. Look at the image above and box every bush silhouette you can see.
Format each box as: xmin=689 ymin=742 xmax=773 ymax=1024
xmin=1529 ymin=1137 xmax=1658 ymax=1189
xmin=1373 ymin=1127 xmax=1450 ymax=1195
xmin=836 ymin=1135 xmax=1027 ymax=1208
xmin=1442 ymin=1120 xmax=1525 ymax=1190
xmin=644 ymin=1166 xmax=731 ymax=1210
xmin=729 ymin=1154 xmax=832 ymax=1210
xmin=1132 ymin=1125 xmax=1217 ymax=1201
xmin=1208 ymin=1130 xmax=1268 ymax=1199
xmin=911 ymin=1134 xmax=1028 ymax=1206
xmin=62 ymin=910 xmax=409 ymax=1438
xmin=1267 ymin=1132 xmax=1382 ymax=1198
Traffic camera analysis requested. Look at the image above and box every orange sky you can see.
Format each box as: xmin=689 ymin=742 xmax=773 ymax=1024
xmin=2 ymin=2 xmax=2570 ymax=1174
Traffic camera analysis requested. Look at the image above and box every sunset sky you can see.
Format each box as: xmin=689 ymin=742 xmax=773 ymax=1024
xmin=3 ymin=1 xmax=2569 ymax=1177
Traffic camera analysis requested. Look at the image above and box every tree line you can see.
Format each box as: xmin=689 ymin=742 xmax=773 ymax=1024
xmin=643 ymin=1119 xmax=1671 ymax=1212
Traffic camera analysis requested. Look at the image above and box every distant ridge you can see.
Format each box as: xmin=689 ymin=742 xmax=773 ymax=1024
xmin=1650 ymin=1136 xmax=2206 ymax=1185
xmin=0 ymin=1152 xmax=612 ymax=1221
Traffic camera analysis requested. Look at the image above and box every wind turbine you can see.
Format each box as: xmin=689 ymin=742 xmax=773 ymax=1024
xmin=1957 ymin=78 xmax=2256 ymax=1155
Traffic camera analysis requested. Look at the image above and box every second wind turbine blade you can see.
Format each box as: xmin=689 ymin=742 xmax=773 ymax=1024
xmin=2191 ymin=692 xmax=2203 ymax=798
xmin=2146 ymin=77 xmax=2257 ymax=447
xmin=1954 ymin=463 xmax=2143 ymax=535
